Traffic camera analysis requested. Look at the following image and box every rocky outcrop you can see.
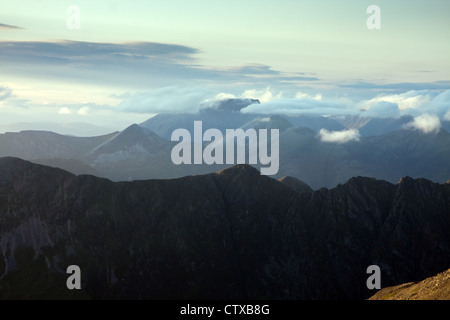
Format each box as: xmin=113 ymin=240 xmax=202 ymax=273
xmin=369 ymin=268 xmax=450 ymax=300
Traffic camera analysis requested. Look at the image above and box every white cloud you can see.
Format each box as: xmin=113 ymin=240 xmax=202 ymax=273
xmin=359 ymin=89 xmax=450 ymax=118
xmin=295 ymin=91 xmax=322 ymax=101
xmin=118 ymin=86 xmax=213 ymax=114
xmin=240 ymin=96 xmax=356 ymax=116
xmin=58 ymin=107 xmax=71 ymax=115
xmin=361 ymin=90 xmax=431 ymax=113
xmin=404 ymin=113 xmax=441 ymax=134
xmin=241 ymin=87 xmax=282 ymax=103
xmin=77 ymin=106 xmax=90 ymax=115
xmin=214 ymin=92 xmax=236 ymax=100
xmin=445 ymin=110 xmax=450 ymax=121
xmin=318 ymin=129 xmax=360 ymax=143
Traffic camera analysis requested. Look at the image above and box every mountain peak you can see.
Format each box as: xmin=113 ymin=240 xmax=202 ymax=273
xmin=279 ymin=176 xmax=313 ymax=193
xmin=121 ymin=123 xmax=146 ymax=134
xmin=398 ymin=176 xmax=415 ymax=184
xmin=216 ymin=164 xmax=261 ymax=177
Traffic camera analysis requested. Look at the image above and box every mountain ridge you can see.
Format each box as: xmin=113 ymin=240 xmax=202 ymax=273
xmin=0 ymin=157 xmax=449 ymax=299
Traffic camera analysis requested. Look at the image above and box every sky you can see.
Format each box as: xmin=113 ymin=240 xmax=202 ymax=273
xmin=1 ymin=0 xmax=449 ymax=136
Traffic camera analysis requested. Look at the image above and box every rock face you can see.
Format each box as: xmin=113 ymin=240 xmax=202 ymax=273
xmin=0 ymin=157 xmax=449 ymax=299
xmin=369 ymin=268 xmax=450 ymax=300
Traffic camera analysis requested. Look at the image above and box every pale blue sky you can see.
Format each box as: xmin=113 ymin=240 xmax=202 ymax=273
xmin=1 ymin=0 xmax=449 ymax=135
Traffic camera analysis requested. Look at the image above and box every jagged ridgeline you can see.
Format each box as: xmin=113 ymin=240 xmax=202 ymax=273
xmin=0 ymin=157 xmax=449 ymax=299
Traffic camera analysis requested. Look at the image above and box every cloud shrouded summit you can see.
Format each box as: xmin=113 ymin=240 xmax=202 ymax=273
xmin=404 ymin=114 xmax=441 ymax=134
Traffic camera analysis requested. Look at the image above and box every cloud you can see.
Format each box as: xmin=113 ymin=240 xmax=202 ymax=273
xmin=0 ymin=85 xmax=12 ymax=100
xmin=241 ymin=87 xmax=282 ymax=103
xmin=340 ymin=81 xmax=450 ymax=91
xmin=58 ymin=107 xmax=72 ymax=115
xmin=445 ymin=110 xmax=450 ymax=121
xmin=0 ymin=40 xmax=319 ymax=91
xmin=0 ymin=23 xmax=23 ymax=30
xmin=240 ymin=94 xmax=356 ymax=116
xmin=0 ymin=85 xmax=29 ymax=109
xmin=77 ymin=106 xmax=90 ymax=115
xmin=214 ymin=92 xmax=237 ymax=100
xmin=404 ymin=114 xmax=441 ymax=134
xmin=227 ymin=64 xmax=280 ymax=76
xmin=0 ymin=40 xmax=212 ymax=89
xmin=117 ymin=86 xmax=213 ymax=114
xmin=359 ymin=89 xmax=450 ymax=118
xmin=361 ymin=91 xmax=431 ymax=112
xmin=295 ymin=91 xmax=322 ymax=100
xmin=318 ymin=129 xmax=360 ymax=143
xmin=362 ymin=101 xmax=401 ymax=118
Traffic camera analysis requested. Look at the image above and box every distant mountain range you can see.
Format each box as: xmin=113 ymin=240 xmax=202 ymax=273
xmin=0 ymin=158 xmax=449 ymax=299
xmin=0 ymin=98 xmax=449 ymax=189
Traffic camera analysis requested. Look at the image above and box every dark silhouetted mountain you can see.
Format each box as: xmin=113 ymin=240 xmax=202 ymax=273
xmin=278 ymin=176 xmax=313 ymax=194
xmin=0 ymin=158 xmax=449 ymax=299
xmin=31 ymin=158 xmax=102 ymax=177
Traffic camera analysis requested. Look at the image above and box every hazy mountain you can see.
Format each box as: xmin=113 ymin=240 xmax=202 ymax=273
xmin=139 ymin=99 xmax=261 ymax=139
xmin=86 ymin=124 xmax=170 ymax=163
xmin=0 ymin=130 xmax=117 ymax=160
xmin=1 ymin=120 xmax=450 ymax=189
xmin=0 ymin=122 xmax=116 ymax=137
xmin=275 ymin=127 xmax=450 ymax=189
xmin=240 ymin=115 xmax=294 ymax=132
xmin=1 ymin=98 xmax=450 ymax=189
xmin=287 ymin=114 xmax=346 ymax=132
xmin=359 ymin=115 xmax=415 ymax=136
xmin=0 ymin=158 xmax=449 ymax=299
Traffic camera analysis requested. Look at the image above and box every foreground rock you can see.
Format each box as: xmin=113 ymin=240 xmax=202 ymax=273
xmin=369 ymin=268 xmax=450 ymax=300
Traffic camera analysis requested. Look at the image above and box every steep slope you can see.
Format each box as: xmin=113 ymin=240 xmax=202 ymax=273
xmin=0 ymin=158 xmax=449 ymax=300
xmin=369 ymin=268 xmax=450 ymax=300
xmin=85 ymin=124 xmax=170 ymax=163
xmin=278 ymin=176 xmax=313 ymax=194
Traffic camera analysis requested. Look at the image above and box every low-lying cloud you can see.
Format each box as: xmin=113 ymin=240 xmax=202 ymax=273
xmin=117 ymin=86 xmax=213 ymax=114
xmin=404 ymin=114 xmax=441 ymax=134
xmin=318 ymin=129 xmax=361 ymax=143
xmin=240 ymin=94 xmax=356 ymax=116
xmin=360 ymin=90 xmax=450 ymax=118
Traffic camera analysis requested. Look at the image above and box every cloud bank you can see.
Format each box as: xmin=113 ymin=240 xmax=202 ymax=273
xmin=404 ymin=114 xmax=441 ymax=134
xmin=318 ymin=129 xmax=361 ymax=143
